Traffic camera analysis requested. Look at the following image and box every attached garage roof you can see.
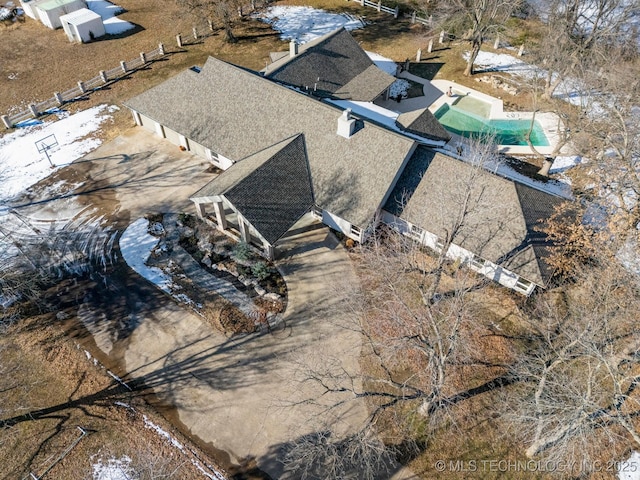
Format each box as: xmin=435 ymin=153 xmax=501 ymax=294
xmin=125 ymin=56 xmax=415 ymax=228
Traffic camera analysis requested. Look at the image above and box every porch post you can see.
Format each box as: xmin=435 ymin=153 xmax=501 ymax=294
xmin=238 ymin=218 xmax=250 ymax=242
xmin=264 ymin=243 xmax=275 ymax=260
xmin=213 ymin=201 xmax=227 ymax=230
xmin=193 ymin=200 xmax=206 ymax=218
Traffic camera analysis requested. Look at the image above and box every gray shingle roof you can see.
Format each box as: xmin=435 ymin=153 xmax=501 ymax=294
xmin=193 ymin=134 xmax=314 ymax=244
xmin=263 ymin=28 xmax=396 ymax=102
xmin=383 ymin=147 xmax=564 ymax=286
xmin=125 ymin=56 xmax=415 ymax=228
xmin=396 ymin=108 xmax=452 ymax=143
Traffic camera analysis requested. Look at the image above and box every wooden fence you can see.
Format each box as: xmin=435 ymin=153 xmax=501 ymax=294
xmin=2 ymin=43 xmax=166 ymax=129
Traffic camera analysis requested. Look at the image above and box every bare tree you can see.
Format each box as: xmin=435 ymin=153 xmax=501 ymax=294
xmin=176 ymin=0 xmax=241 ymax=43
xmin=528 ymin=0 xmax=639 ymax=99
xmin=431 ymin=0 xmax=522 ymax=75
xmin=502 ymin=262 xmax=640 ymax=464
xmin=284 ymin=141 xmax=520 ymax=477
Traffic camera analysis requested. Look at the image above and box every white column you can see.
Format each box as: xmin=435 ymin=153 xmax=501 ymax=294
xmin=213 ymin=201 xmax=227 ymax=230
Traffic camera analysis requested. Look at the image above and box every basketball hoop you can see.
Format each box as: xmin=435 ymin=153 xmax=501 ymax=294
xmin=35 ymin=134 xmax=59 ymax=168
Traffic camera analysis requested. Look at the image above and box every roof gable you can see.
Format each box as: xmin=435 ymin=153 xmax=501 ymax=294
xmin=125 ymin=56 xmax=415 ymax=228
xmin=396 ymin=108 xmax=452 ymax=143
xmin=193 ymin=135 xmax=314 ymax=244
xmin=384 ymin=148 xmax=562 ymax=285
xmin=264 ymin=28 xmax=395 ymax=101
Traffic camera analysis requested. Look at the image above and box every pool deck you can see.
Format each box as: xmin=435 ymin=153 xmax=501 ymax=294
xmin=376 ymin=73 xmax=562 ymax=156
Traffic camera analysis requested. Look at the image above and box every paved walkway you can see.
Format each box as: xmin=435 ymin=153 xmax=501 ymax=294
xmin=120 ymin=214 xmax=381 ymax=478
xmin=22 ymin=128 xmax=417 ymax=479
xmin=163 ymin=213 xmax=257 ymax=317
xmin=376 ymin=70 xmax=445 ymax=113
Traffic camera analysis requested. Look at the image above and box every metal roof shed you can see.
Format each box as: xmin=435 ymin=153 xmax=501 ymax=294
xmin=60 ymin=8 xmax=104 ymax=42
xmin=35 ymin=0 xmax=85 ymax=29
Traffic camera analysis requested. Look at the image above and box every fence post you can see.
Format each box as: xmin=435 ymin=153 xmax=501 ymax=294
xmin=377 ymin=1 xmax=381 ymax=11
xmin=439 ymin=30 xmax=445 ymax=43
xmin=29 ymin=104 xmax=39 ymax=117
xmin=2 ymin=115 xmax=12 ymax=129
xmin=99 ymin=70 xmax=108 ymax=82
xmin=140 ymin=52 xmax=147 ymax=63
xmin=120 ymin=60 xmax=127 ymax=73
xmin=77 ymin=81 xmax=86 ymax=93
xmin=518 ymin=44 xmax=525 ymax=56
xmin=176 ymin=34 xmax=183 ymax=48
xmin=158 ymin=42 xmax=165 ymax=55
xmin=493 ymin=34 xmax=500 ymax=49
xmin=193 ymin=27 xmax=198 ymax=40
xmin=416 ymin=48 xmax=422 ymax=62
xmin=394 ymin=5 xmax=399 ymax=18
xmin=427 ymin=38 xmax=433 ymax=53
xmin=207 ymin=19 xmax=213 ymax=31
xmin=54 ymin=92 xmax=64 ymax=104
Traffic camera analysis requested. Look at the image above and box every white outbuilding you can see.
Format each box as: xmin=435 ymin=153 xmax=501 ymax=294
xmin=60 ymin=8 xmax=105 ymax=42
xmin=34 ymin=0 xmax=86 ymax=29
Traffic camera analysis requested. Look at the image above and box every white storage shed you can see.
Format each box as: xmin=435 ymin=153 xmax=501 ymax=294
xmin=19 ymin=0 xmax=43 ymax=20
xmin=60 ymin=8 xmax=104 ymax=42
xmin=34 ymin=0 xmax=85 ymax=29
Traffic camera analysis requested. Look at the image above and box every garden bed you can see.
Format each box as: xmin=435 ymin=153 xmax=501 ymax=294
xmin=145 ymin=213 xmax=287 ymax=335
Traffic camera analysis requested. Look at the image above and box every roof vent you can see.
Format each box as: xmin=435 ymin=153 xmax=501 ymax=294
xmin=289 ymin=40 xmax=299 ymax=58
xmin=337 ymin=108 xmax=356 ymax=139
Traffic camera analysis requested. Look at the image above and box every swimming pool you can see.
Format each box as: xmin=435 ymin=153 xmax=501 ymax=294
xmin=434 ymin=103 xmax=550 ymax=147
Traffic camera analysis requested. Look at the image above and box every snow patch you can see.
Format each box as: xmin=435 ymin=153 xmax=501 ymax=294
xmin=0 ymin=104 xmax=117 ymax=204
xmin=119 ymin=219 xmax=173 ymax=291
xmin=144 ymin=415 xmax=184 ymax=451
xmin=87 ymin=0 xmax=135 ymax=34
xmin=256 ymin=6 xmax=365 ymax=43
xmin=92 ymin=455 xmax=134 ymax=480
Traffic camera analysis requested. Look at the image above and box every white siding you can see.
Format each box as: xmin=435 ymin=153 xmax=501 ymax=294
xmin=163 ymin=126 xmax=182 ymax=147
xmin=138 ymin=113 xmax=156 ymax=133
xmin=321 ymin=210 xmax=361 ymax=241
xmin=382 ymin=211 xmax=538 ymax=295
xmin=188 ymin=139 xmax=207 ymax=159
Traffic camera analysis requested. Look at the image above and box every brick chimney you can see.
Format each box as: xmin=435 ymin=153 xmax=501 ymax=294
xmin=337 ymin=109 xmax=356 ymax=138
xmin=289 ymin=40 xmax=299 ymax=58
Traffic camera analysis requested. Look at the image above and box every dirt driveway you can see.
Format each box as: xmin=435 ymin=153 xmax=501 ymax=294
xmin=12 ymin=128 xmax=404 ymax=478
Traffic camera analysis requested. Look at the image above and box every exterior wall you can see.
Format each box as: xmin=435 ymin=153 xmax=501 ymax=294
xmin=137 ymin=113 xmax=157 ymax=133
xmin=20 ymin=0 xmax=40 ymax=19
xmin=65 ymin=17 xmax=104 ymax=42
xmin=187 ymin=139 xmax=207 ymax=159
xmin=381 ymin=210 xmax=537 ymax=295
xmin=36 ymin=0 xmax=85 ymax=29
xmin=319 ymin=209 xmax=362 ymax=242
xmin=163 ymin=126 xmax=185 ymax=148
xmin=210 ymin=152 xmax=234 ymax=170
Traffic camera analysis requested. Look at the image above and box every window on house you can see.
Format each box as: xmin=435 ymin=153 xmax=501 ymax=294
xmin=410 ymin=224 xmax=423 ymax=239
xmin=435 ymin=238 xmax=445 ymax=251
xmin=350 ymin=225 xmax=362 ymax=237
xmin=515 ymin=277 xmax=533 ymax=291
xmin=469 ymin=255 xmax=485 ymax=269
xmin=312 ymin=206 xmax=323 ymax=219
